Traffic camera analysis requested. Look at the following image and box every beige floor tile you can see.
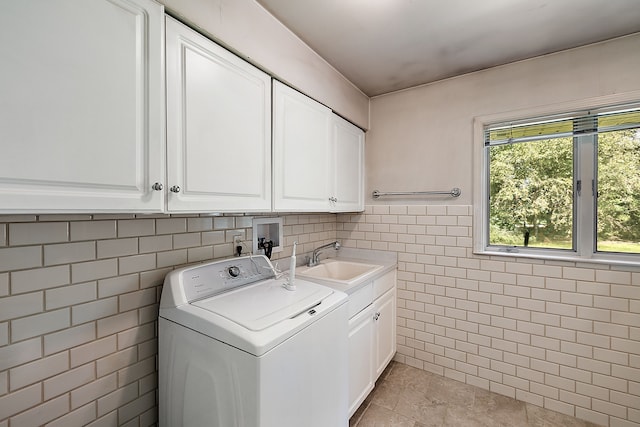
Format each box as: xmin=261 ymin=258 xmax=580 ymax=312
xmin=471 ymin=387 xmax=528 ymax=426
xmin=393 ymin=388 xmax=447 ymax=426
xmin=350 ymin=362 xmax=605 ymax=427
xmin=382 ymin=362 xmax=433 ymax=393
xmin=369 ymin=379 xmax=403 ymax=411
xmin=525 ymin=403 xmax=601 ymax=427
xmin=425 ymin=375 xmax=476 ymax=409
xmin=356 ymin=403 xmax=417 ymax=427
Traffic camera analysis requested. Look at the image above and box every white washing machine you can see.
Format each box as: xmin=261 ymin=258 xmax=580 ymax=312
xmin=159 ymin=255 xmax=349 ymax=427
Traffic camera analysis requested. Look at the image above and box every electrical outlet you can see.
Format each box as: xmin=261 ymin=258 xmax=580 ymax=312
xmin=233 ymin=235 xmax=243 ymax=256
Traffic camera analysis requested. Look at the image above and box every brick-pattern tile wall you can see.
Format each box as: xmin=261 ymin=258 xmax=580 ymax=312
xmin=2 ymin=206 xmax=638 ymax=427
xmin=337 ymin=205 xmax=640 ymax=427
xmin=0 ymin=212 xmax=336 ymax=426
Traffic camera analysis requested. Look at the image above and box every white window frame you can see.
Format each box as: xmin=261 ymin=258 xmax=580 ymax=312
xmin=473 ymin=90 xmax=640 ymax=267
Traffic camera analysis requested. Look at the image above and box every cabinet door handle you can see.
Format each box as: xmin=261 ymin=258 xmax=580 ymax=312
xmin=170 ymin=185 xmax=181 ymax=193
xmin=152 ymin=182 xmax=163 ymax=191
xmin=374 ymin=312 xmax=381 ymax=321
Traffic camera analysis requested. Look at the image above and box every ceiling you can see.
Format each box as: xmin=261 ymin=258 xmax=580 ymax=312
xmin=256 ymin=0 xmax=640 ymax=97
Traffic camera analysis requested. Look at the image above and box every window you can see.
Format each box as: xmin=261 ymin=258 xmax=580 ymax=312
xmin=476 ymin=101 xmax=640 ymax=263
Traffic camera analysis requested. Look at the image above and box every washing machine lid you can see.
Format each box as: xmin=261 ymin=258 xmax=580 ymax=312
xmin=192 ymin=279 xmax=333 ymax=332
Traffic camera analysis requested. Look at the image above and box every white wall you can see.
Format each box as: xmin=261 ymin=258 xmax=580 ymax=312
xmin=366 ymin=33 xmax=640 ymax=204
xmin=338 ymin=205 xmax=640 ymax=427
xmin=351 ymin=32 xmax=640 ymax=427
xmin=159 ymin=0 xmax=370 ymax=129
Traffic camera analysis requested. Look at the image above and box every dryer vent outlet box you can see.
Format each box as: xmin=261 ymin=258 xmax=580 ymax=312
xmin=252 ymin=218 xmax=283 ymax=255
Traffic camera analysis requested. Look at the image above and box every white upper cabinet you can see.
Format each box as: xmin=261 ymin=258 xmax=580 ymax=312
xmin=273 ymin=81 xmax=364 ymax=213
xmin=0 ymin=0 xmax=165 ymax=213
xmin=0 ymin=3 xmax=362 ymax=215
xmin=273 ymin=81 xmax=332 ymax=212
xmin=165 ymin=17 xmax=272 ymax=212
xmin=331 ymin=115 xmax=365 ymax=212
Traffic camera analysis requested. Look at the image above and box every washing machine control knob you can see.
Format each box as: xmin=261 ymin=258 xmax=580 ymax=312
xmin=227 ymin=266 xmax=241 ymax=278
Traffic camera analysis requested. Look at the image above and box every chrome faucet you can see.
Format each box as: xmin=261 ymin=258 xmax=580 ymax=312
xmin=308 ymin=241 xmax=341 ymax=267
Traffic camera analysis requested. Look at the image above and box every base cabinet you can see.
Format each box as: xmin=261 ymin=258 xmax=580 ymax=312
xmin=347 ymin=270 xmax=397 ymax=417
xmin=348 ymin=305 xmax=375 ymax=416
xmin=374 ymin=287 xmax=397 ymax=379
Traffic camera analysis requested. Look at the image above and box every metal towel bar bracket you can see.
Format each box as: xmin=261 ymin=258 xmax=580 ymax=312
xmin=372 ymin=188 xmax=461 ymax=199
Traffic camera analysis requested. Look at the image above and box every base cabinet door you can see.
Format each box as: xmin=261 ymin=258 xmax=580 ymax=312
xmin=0 ymin=0 xmax=165 ymax=213
xmin=331 ymin=114 xmax=364 ymax=212
xmin=348 ymin=304 xmax=375 ymax=417
xmin=273 ymin=81 xmax=332 ymax=212
xmin=374 ymin=286 xmax=397 ymax=380
xmin=166 ymin=17 xmax=272 ymax=212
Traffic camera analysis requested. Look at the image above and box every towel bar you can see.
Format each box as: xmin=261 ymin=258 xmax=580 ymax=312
xmin=372 ymin=188 xmax=461 ymax=199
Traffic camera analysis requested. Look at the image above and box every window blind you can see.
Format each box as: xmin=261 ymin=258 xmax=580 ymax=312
xmin=485 ymin=104 xmax=640 ymax=146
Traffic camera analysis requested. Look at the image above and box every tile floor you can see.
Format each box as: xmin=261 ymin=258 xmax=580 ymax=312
xmin=349 ymin=362 xmax=602 ymax=427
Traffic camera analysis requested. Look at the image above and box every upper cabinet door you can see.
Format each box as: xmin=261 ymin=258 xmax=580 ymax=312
xmin=166 ymin=17 xmax=272 ymax=212
xmin=0 ymin=0 xmax=165 ymax=213
xmin=273 ymin=81 xmax=332 ymax=212
xmin=331 ymin=115 xmax=365 ymax=212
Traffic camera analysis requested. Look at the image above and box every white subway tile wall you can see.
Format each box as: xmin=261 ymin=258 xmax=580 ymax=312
xmin=0 ymin=213 xmax=337 ymax=426
xmin=337 ymin=205 xmax=640 ymax=427
xmin=1 ymin=206 xmax=638 ymax=426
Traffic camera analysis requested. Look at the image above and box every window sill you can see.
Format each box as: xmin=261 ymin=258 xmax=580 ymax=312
xmin=474 ymin=247 xmax=640 ymax=269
